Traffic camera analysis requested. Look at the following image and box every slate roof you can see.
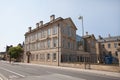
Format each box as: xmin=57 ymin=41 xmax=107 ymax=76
xmin=25 ymin=16 xmax=77 ymax=36
xmin=97 ymin=36 xmax=120 ymax=42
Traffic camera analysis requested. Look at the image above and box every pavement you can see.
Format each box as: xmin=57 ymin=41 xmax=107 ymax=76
xmin=0 ymin=61 xmax=120 ymax=80
xmin=17 ymin=62 xmax=120 ymax=78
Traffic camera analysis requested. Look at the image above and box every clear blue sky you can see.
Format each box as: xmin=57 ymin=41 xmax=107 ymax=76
xmin=0 ymin=0 xmax=120 ymax=51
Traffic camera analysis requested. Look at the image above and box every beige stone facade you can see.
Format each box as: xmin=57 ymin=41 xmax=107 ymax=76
xmin=96 ymin=35 xmax=120 ymax=63
xmin=76 ymin=32 xmax=97 ymax=63
xmin=24 ymin=15 xmax=77 ymax=65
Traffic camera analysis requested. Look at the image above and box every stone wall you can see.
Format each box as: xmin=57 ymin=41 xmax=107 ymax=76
xmin=91 ymin=65 xmax=120 ymax=72
xmin=60 ymin=63 xmax=120 ymax=72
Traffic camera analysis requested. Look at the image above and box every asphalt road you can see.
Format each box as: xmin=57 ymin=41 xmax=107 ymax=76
xmin=0 ymin=61 xmax=120 ymax=80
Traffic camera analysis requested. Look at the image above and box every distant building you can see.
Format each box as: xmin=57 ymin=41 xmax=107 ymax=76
xmin=5 ymin=45 xmax=13 ymax=61
xmin=24 ymin=15 xmax=77 ymax=65
xmin=0 ymin=52 xmax=6 ymax=60
xmin=96 ymin=35 xmax=120 ymax=64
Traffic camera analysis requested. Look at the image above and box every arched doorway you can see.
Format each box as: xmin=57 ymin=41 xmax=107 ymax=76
xmin=26 ymin=51 xmax=31 ymax=63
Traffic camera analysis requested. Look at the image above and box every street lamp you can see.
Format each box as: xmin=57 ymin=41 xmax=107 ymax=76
xmin=78 ymin=16 xmax=86 ymax=68
xmin=78 ymin=16 xmax=85 ymax=51
xmin=78 ymin=16 xmax=84 ymax=37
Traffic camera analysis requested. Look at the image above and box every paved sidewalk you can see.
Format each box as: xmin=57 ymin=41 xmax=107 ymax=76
xmin=15 ymin=62 xmax=120 ymax=78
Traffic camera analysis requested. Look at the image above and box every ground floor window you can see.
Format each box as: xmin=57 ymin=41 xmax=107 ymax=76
xmin=36 ymin=54 xmax=38 ymax=60
xmin=53 ymin=53 xmax=56 ymax=61
xmin=47 ymin=53 xmax=50 ymax=61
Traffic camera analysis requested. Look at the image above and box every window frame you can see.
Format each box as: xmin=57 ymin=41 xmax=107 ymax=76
xmin=53 ymin=53 xmax=56 ymax=61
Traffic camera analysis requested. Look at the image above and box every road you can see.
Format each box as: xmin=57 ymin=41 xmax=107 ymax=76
xmin=0 ymin=61 xmax=120 ymax=80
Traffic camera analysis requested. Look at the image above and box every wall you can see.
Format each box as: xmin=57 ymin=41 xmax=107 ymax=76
xmin=60 ymin=63 xmax=120 ymax=72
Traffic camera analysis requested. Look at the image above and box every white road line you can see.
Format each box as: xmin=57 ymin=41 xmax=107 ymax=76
xmin=0 ymin=67 xmax=25 ymax=77
xmin=0 ymin=73 xmax=8 ymax=80
xmin=0 ymin=77 xmax=3 ymax=80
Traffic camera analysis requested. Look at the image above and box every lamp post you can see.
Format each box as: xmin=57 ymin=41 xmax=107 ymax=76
xmin=58 ymin=23 xmax=60 ymax=66
xmin=78 ymin=16 xmax=85 ymax=51
xmin=78 ymin=16 xmax=84 ymax=37
xmin=78 ymin=16 xmax=86 ymax=68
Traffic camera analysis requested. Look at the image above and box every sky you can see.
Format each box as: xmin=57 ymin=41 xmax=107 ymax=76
xmin=0 ymin=0 xmax=120 ymax=51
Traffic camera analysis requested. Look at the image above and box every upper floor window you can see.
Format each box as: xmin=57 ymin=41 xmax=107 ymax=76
xmin=35 ymin=33 xmax=37 ymax=40
xmin=52 ymin=26 xmax=57 ymax=35
xmin=108 ymin=43 xmax=111 ymax=48
xmin=67 ymin=25 xmax=71 ymax=37
xmin=38 ymin=32 xmax=41 ymax=39
xmin=47 ymin=39 xmax=51 ymax=48
xmin=47 ymin=28 xmax=51 ymax=36
xmin=41 ymin=30 xmax=46 ymax=38
xmin=35 ymin=43 xmax=37 ymax=50
xmin=114 ymin=43 xmax=117 ymax=48
xmin=38 ymin=42 xmax=41 ymax=49
xmin=43 ymin=40 xmax=46 ymax=48
xmin=71 ymin=29 xmax=75 ymax=38
xmin=47 ymin=53 xmax=50 ymax=60
xmin=41 ymin=31 xmax=44 ymax=38
xmin=53 ymin=38 xmax=57 ymax=48
xmin=68 ymin=42 xmax=70 ymax=49
xmin=44 ymin=30 xmax=46 ymax=38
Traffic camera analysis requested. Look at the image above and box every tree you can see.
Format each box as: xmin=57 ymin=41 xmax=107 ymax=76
xmin=8 ymin=45 xmax=23 ymax=62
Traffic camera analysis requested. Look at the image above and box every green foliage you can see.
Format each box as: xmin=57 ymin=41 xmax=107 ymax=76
xmin=8 ymin=45 xmax=23 ymax=59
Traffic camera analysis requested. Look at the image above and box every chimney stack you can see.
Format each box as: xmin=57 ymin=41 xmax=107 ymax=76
xmin=50 ymin=14 xmax=55 ymax=21
xmin=86 ymin=32 xmax=88 ymax=35
xmin=28 ymin=27 xmax=32 ymax=32
xmin=99 ymin=35 xmax=103 ymax=39
xmin=36 ymin=23 xmax=39 ymax=28
xmin=39 ymin=21 xmax=43 ymax=26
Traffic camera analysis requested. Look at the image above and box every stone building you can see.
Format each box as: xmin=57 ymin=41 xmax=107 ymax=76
xmin=24 ymin=15 xmax=77 ymax=65
xmin=96 ymin=35 xmax=120 ymax=64
xmin=0 ymin=52 xmax=6 ymax=60
xmin=76 ymin=32 xmax=97 ymax=63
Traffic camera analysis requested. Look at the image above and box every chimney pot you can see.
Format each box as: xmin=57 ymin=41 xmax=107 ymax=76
xmin=50 ymin=14 xmax=55 ymax=21
xmin=28 ymin=27 xmax=32 ymax=32
xmin=86 ymin=32 xmax=88 ymax=35
xmin=99 ymin=35 xmax=103 ymax=39
xmin=36 ymin=23 xmax=39 ymax=28
xmin=39 ymin=21 xmax=43 ymax=26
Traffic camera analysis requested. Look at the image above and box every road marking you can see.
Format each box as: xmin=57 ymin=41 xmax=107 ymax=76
xmin=9 ymin=75 xmax=18 ymax=79
xmin=0 ymin=77 xmax=3 ymax=80
xmin=0 ymin=73 xmax=8 ymax=80
xmin=55 ymin=73 xmax=86 ymax=80
xmin=0 ymin=67 xmax=25 ymax=77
